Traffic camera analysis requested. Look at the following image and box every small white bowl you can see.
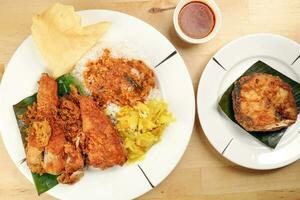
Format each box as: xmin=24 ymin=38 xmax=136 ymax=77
xmin=173 ymin=0 xmax=222 ymax=44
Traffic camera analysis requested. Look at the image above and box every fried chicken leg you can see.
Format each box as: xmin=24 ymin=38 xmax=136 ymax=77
xmin=26 ymin=73 xmax=66 ymax=175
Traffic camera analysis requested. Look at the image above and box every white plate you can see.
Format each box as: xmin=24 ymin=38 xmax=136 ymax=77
xmin=0 ymin=10 xmax=195 ymax=199
xmin=197 ymin=33 xmax=300 ymax=170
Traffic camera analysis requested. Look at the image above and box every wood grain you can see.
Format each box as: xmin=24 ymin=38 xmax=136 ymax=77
xmin=0 ymin=64 xmax=3 ymax=80
xmin=1 ymin=0 xmax=300 ymax=199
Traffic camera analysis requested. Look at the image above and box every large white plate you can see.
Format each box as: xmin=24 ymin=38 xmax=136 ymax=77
xmin=197 ymin=33 xmax=300 ymax=170
xmin=0 ymin=10 xmax=195 ymax=199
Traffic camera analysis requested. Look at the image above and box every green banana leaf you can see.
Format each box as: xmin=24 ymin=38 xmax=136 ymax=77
xmin=57 ymin=73 xmax=87 ymax=97
xmin=13 ymin=73 xmax=85 ymax=195
xmin=219 ymin=61 xmax=300 ymax=148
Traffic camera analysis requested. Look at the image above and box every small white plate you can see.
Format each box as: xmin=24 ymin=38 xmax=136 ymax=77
xmin=197 ymin=33 xmax=300 ymax=170
xmin=0 ymin=10 xmax=195 ymax=199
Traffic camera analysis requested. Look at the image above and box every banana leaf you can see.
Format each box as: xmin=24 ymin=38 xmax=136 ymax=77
xmin=219 ymin=61 xmax=300 ymax=148
xmin=57 ymin=73 xmax=87 ymax=97
xmin=13 ymin=73 xmax=85 ymax=195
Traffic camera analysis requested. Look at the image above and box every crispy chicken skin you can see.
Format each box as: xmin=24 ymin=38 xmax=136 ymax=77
xmin=25 ymin=73 xmax=85 ymax=183
xmin=56 ymin=92 xmax=85 ymax=184
xmin=26 ymin=142 xmax=44 ymax=174
xmin=57 ymin=142 xmax=84 ymax=184
xmin=232 ymin=73 xmax=298 ymax=132
xmin=26 ymin=120 xmax=51 ymax=174
xmin=26 ymin=74 xmax=59 ymax=174
xmin=63 ymin=142 xmax=84 ymax=173
xmin=25 ymin=73 xmax=130 ymax=183
xmin=37 ymin=73 xmax=58 ymax=115
xmin=27 ymin=73 xmax=66 ymax=175
xmin=58 ymin=170 xmax=84 ymax=184
xmin=43 ymin=122 xmax=66 ymax=175
xmin=80 ymin=96 xmax=127 ymax=169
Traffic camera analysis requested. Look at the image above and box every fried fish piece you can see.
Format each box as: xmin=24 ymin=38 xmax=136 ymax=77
xmin=232 ymin=73 xmax=298 ymax=132
xmin=80 ymin=96 xmax=127 ymax=169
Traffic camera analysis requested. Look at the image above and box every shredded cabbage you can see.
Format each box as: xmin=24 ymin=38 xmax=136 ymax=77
xmin=116 ymin=100 xmax=175 ymax=162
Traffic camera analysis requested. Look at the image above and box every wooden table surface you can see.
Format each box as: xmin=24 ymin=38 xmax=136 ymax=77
xmin=1 ymin=0 xmax=300 ymax=199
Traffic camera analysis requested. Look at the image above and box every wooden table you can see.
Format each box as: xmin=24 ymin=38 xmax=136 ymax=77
xmin=1 ymin=0 xmax=300 ymax=199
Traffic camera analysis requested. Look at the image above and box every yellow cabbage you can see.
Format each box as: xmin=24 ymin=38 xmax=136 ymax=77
xmin=116 ymin=100 xmax=175 ymax=162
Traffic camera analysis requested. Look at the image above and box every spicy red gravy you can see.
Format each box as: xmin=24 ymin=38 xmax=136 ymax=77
xmin=178 ymin=1 xmax=215 ymax=39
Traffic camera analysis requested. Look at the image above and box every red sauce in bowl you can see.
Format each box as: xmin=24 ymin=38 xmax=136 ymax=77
xmin=178 ymin=1 xmax=215 ymax=39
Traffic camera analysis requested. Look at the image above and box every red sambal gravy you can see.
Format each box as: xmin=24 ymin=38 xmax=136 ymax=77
xmin=178 ymin=1 xmax=215 ymax=39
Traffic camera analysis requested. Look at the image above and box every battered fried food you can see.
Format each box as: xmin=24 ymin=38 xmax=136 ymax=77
xmin=25 ymin=120 xmax=51 ymax=174
xmin=36 ymin=74 xmax=66 ymax=175
xmin=37 ymin=73 xmax=58 ymax=116
xmin=57 ymin=92 xmax=85 ymax=184
xmin=26 ymin=73 xmax=60 ymax=174
xmin=58 ymin=92 xmax=83 ymax=145
xmin=80 ymin=96 xmax=127 ymax=169
xmin=232 ymin=73 xmax=298 ymax=132
xmin=24 ymin=72 xmax=134 ymax=184
xmin=43 ymin=122 xmax=66 ymax=175
xmin=57 ymin=142 xmax=84 ymax=184
xmin=26 ymin=144 xmax=44 ymax=174
xmin=26 ymin=74 xmax=83 ymax=179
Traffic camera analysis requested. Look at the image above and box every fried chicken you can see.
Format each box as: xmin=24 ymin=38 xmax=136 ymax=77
xmin=37 ymin=73 xmax=58 ymax=116
xmin=26 ymin=73 xmax=82 ymax=181
xmin=25 ymin=120 xmax=51 ymax=174
xmin=57 ymin=142 xmax=84 ymax=184
xmin=43 ymin=122 xmax=66 ymax=175
xmin=25 ymin=73 xmax=128 ymax=184
xmin=80 ymin=96 xmax=127 ymax=169
xmin=232 ymin=73 xmax=298 ymax=131
xmin=57 ymin=94 xmax=85 ymax=184
xmin=26 ymin=73 xmax=60 ymax=174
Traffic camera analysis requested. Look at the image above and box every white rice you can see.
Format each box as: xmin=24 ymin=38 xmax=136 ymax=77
xmin=71 ymin=40 xmax=162 ymax=121
xmin=105 ymin=87 xmax=162 ymax=122
xmin=105 ymin=103 xmax=120 ymax=124
xmin=146 ymin=88 xmax=162 ymax=102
